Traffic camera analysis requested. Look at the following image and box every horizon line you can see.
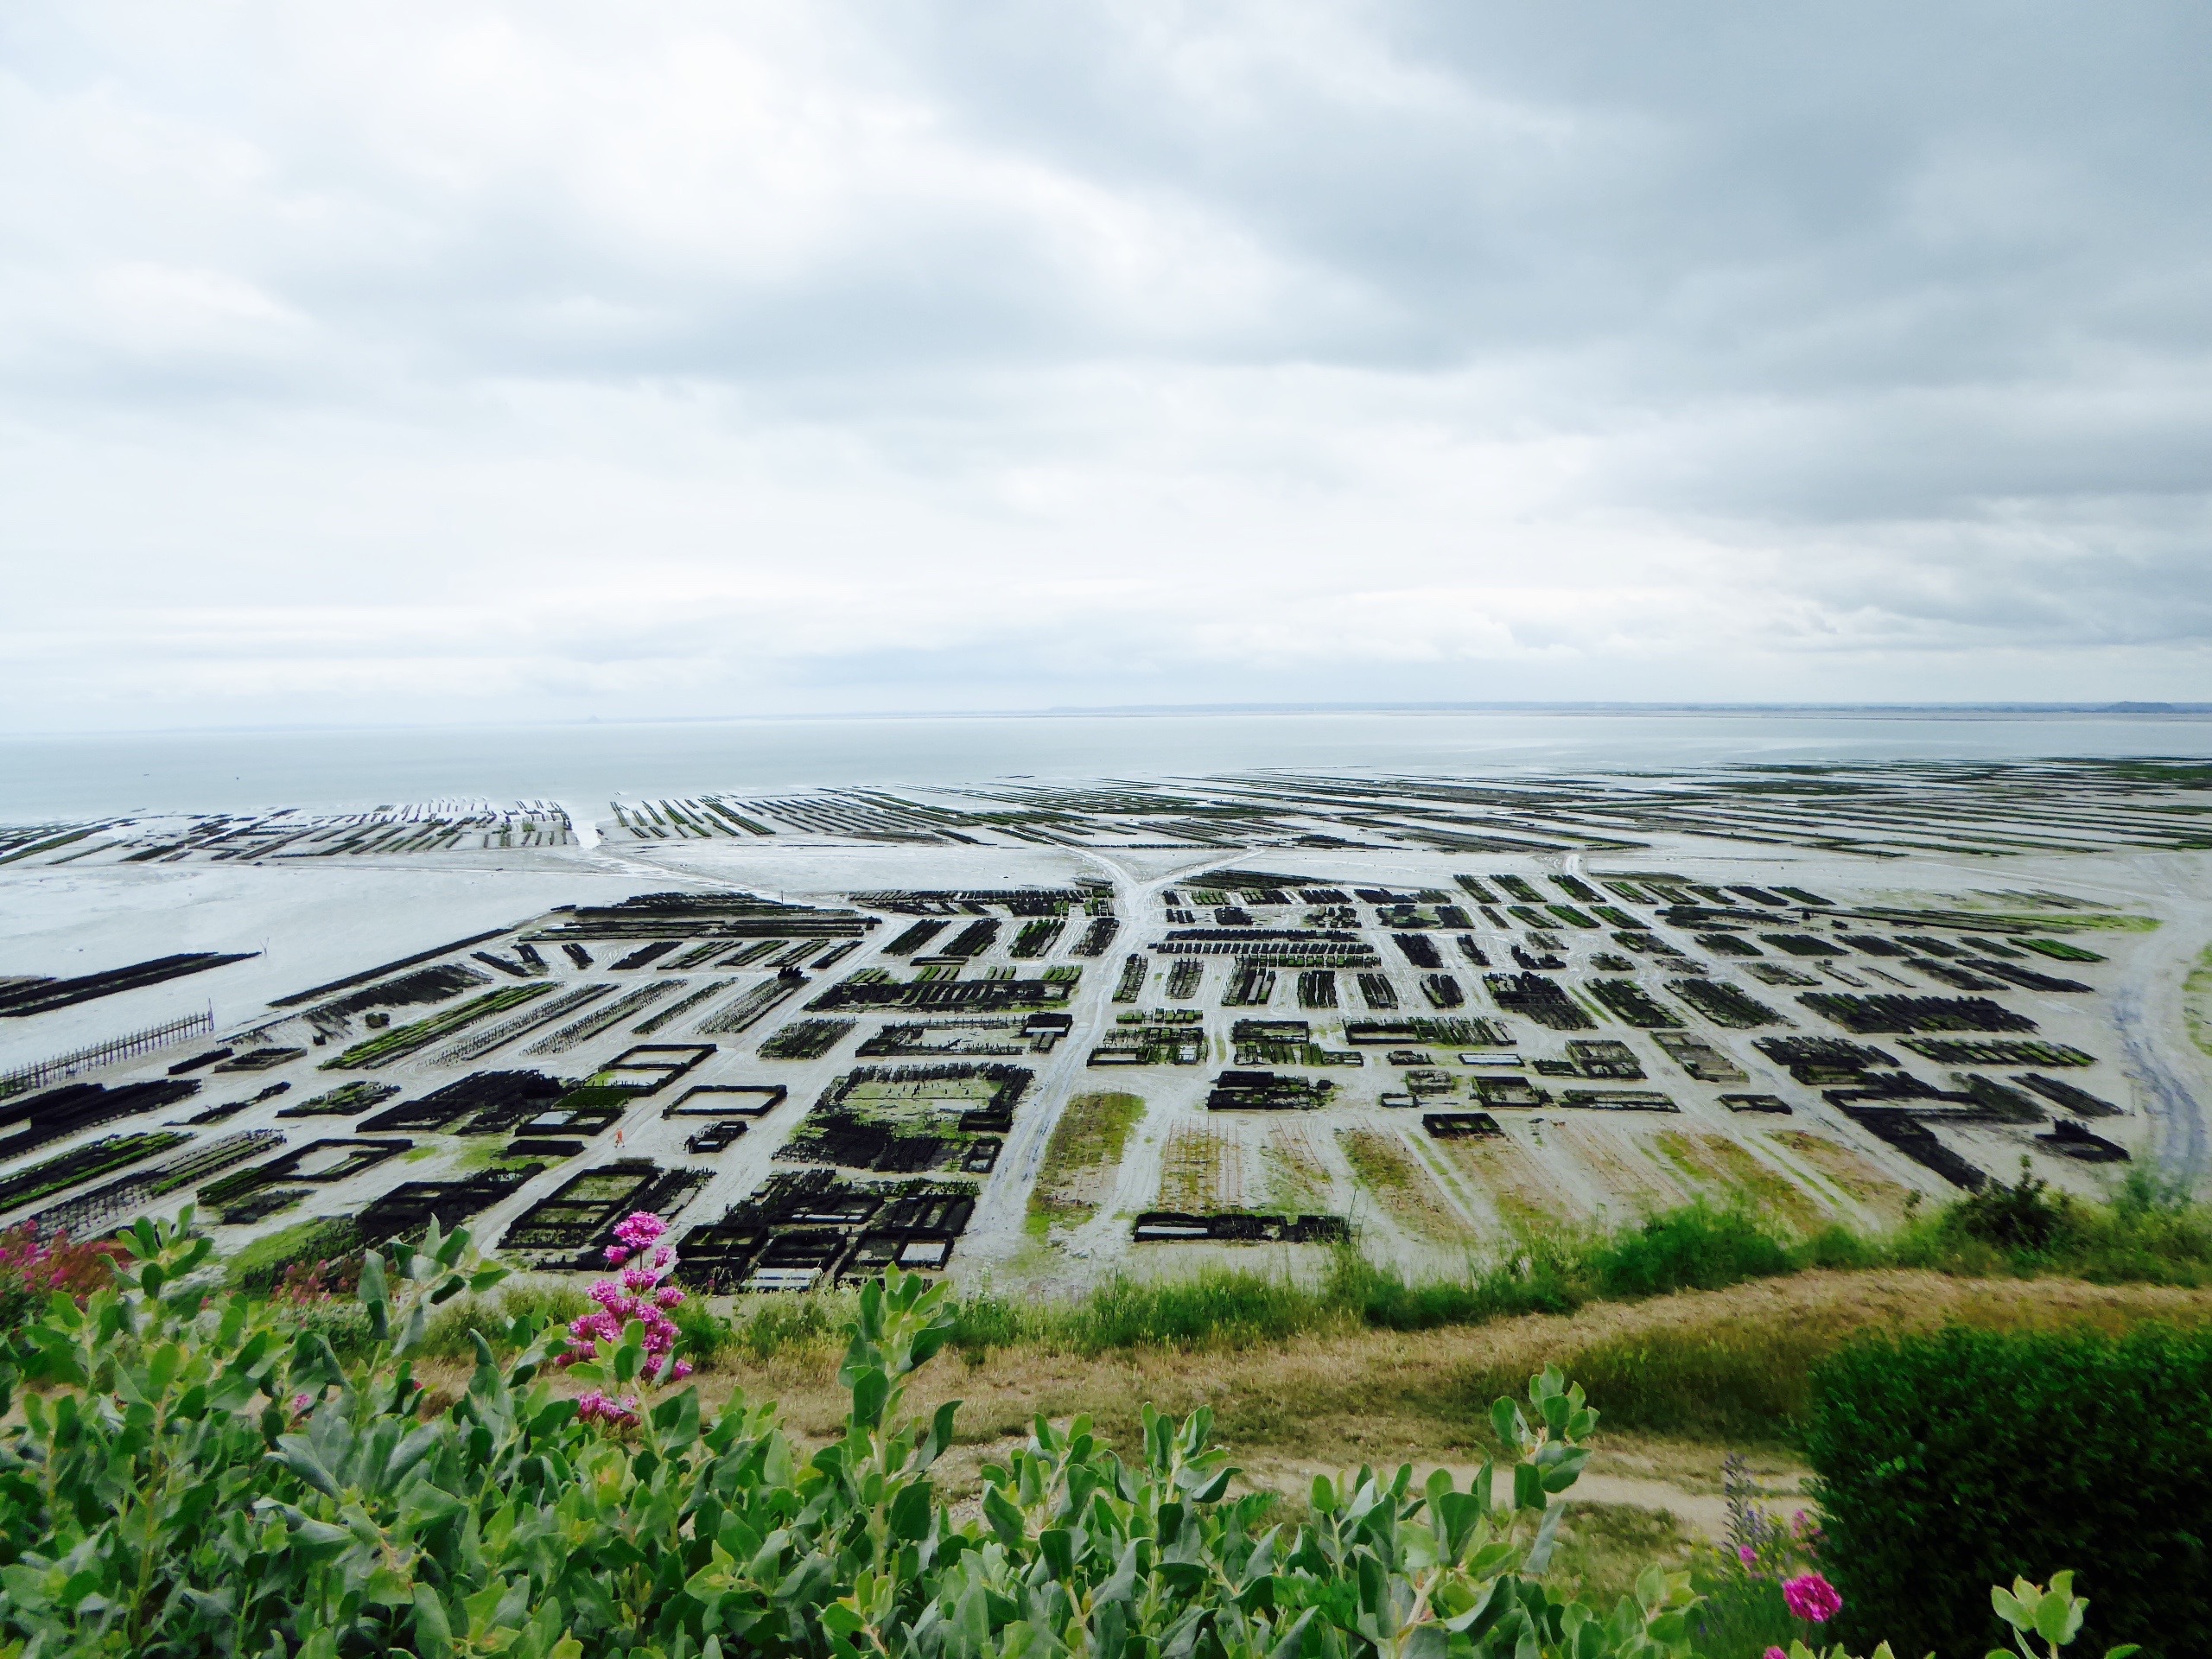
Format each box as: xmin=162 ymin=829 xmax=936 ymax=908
xmin=4 ymin=698 xmax=2212 ymax=742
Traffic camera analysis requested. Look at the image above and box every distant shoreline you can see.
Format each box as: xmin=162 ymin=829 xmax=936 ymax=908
xmin=6 ymin=701 xmax=2212 ymax=744
xmin=8 ymin=709 xmax=2212 ymax=826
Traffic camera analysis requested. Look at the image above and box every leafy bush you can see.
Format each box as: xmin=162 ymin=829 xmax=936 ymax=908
xmin=1954 ymin=1160 xmax=2077 ymax=1252
xmin=1580 ymin=1205 xmax=1793 ymax=1300
xmin=1886 ymin=1166 xmax=2212 ymax=1287
xmin=1803 ymin=1325 xmax=2212 ymax=1656
xmin=0 ymin=1208 xmax=1716 ymax=1659
xmin=0 ymin=1211 xmax=2138 ymax=1659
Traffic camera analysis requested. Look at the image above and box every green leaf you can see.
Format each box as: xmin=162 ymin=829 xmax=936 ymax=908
xmin=1512 ymin=1462 xmax=1544 ymax=1513
xmin=1190 ymin=1465 xmax=1234 ymax=1504
xmin=1040 ymin=1528 xmax=1075 ymax=1582
xmin=271 ymin=1436 xmax=341 ymax=1497
xmin=850 ymin=1367 xmax=890 ymax=1428
xmin=413 ymin=1585 xmax=454 ymax=1659
xmin=888 ymin=1479 xmax=932 ymax=1541
xmin=2035 ymin=1591 xmax=2083 ymax=1648
xmin=982 ymin=1484 xmax=1026 ymax=1548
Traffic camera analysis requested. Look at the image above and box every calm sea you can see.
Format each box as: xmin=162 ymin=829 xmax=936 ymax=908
xmin=4 ymin=709 xmax=2212 ymax=822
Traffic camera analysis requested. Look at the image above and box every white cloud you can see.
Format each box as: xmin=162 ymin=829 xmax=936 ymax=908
xmin=1 ymin=0 xmax=2209 ymax=730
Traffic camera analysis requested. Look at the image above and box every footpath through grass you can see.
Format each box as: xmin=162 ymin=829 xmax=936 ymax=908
xmin=548 ymin=1270 xmax=2212 ymax=1471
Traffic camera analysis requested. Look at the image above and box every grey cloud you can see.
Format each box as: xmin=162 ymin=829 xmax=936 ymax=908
xmin=2 ymin=1 xmax=2210 ymax=729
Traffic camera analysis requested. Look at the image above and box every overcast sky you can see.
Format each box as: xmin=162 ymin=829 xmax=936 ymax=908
xmin=3 ymin=2 xmax=2209 ymax=731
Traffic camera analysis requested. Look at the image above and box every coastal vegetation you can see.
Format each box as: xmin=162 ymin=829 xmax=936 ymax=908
xmin=0 ymin=1212 xmax=2177 ymax=1659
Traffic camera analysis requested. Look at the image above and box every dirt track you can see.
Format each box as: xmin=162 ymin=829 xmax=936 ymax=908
xmin=594 ymin=1268 xmax=2212 ymax=1525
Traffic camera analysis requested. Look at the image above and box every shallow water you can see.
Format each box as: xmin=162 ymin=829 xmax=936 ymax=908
xmin=5 ymin=708 xmax=2211 ymax=821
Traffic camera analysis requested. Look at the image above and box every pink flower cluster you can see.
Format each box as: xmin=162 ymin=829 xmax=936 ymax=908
xmin=1783 ymin=1572 xmax=1843 ymax=1624
xmin=575 ymin=1390 xmax=641 ymax=1427
xmin=0 ymin=1223 xmax=122 ymax=1317
xmin=0 ymin=1227 xmax=65 ymax=1292
xmin=561 ymin=1211 xmax=693 ymax=1387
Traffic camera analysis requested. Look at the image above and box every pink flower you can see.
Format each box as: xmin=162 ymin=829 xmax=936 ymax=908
xmin=671 ymin=1360 xmax=693 ymax=1380
xmin=1738 ymin=1545 xmax=1758 ymax=1566
xmin=1783 ymin=1573 xmax=1841 ymax=1624
xmin=291 ymin=1392 xmax=312 ymax=1414
xmin=559 ymin=1211 xmax=694 ymax=1385
xmin=1764 ymin=1648 xmax=1789 ymax=1659
xmin=575 ymin=1389 xmax=640 ymax=1427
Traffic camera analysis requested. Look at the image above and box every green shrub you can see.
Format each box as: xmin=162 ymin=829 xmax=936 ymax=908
xmin=734 ymin=1280 xmax=850 ymax=1357
xmin=1954 ymin=1160 xmax=2079 ymax=1252
xmin=1804 ymin=1324 xmax=2212 ymax=1656
xmin=944 ymin=1289 xmax=1027 ymax=1357
xmin=1325 ymin=1247 xmax=1582 ymax=1330
xmin=671 ymin=1295 xmax=733 ymax=1366
xmin=1071 ymin=1263 xmax=1334 ymax=1350
xmin=1 ymin=1209 xmax=1722 ymax=1659
xmin=0 ymin=1211 xmax=2133 ymax=1659
xmin=1583 ymin=1205 xmax=1795 ymax=1300
xmin=930 ymin=1207 xmax=1796 ymax=1364
xmin=417 ymin=1280 xmax=593 ymax=1359
xmin=1885 ymin=1166 xmax=2212 ymax=1287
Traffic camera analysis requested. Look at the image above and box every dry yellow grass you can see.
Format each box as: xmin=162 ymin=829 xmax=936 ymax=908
xmin=1437 ymin=1132 xmax=1586 ymax=1233
xmin=1338 ymin=1127 xmax=1472 ymax=1243
xmin=1261 ymin=1124 xmax=1334 ymax=1210
xmin=1767 ymin=1129 xmax=1916 ymax=1220
xmin=1556 ymin=1122 xmax=1688 ymax=1215
xmin=1654 ymin=1132 xmax=1826 ymax=1231
xmin=1157 ymin=1123 xmax=1237 ymax=1210
xmin=424 ymin=1269 xmax=2212 ymax=1516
